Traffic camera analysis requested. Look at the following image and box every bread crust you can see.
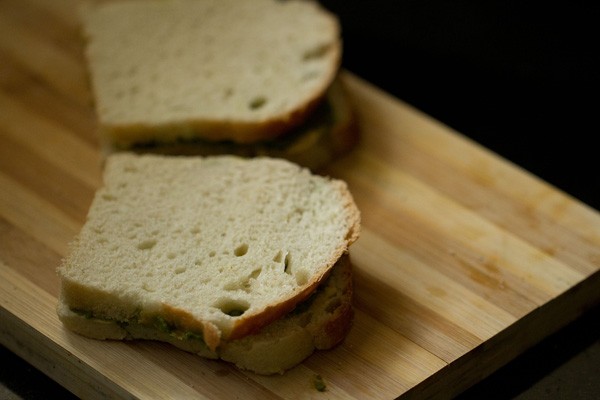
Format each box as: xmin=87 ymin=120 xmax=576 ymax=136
xmin=82 ymin=0 xmax=343 ymax=146
xmin=57 ymin=255 xmax=354 ymax=375
xmin=100 ymin=69 xmax=339 ymax=147
xmin=58 ymin=154 xmax=361 ymax=351
xmin=104 ymin=77 xmax=359 ymax=171
xmin=105 ymin=178 xmax=359 ymax=349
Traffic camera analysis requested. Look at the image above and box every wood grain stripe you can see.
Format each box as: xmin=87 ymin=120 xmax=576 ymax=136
xmin=336 ymin=152 xmax=584 ymax=301
xmin=0 ymin=4 xmax=88 ymax=106
xmin=0 ymin=218 xmax=63 ymax=295
xmin=338 ymin=75 xmax=600 ymax=276
xmin=0 ymin=94 xmax=102 ymax=189
xmin=0 ymin=172 xmax=79 ymax=256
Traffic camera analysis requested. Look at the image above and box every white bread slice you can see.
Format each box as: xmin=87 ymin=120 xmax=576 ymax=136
xmin=58 ymin=254 xmax=354 ymax=375
xmin=58 ymin=154 xmax=360 ymax=352
xmin=116 ymin=77 xmax=359 ymax=171
xmin=81 ymin=0 xmax=342 ymax=147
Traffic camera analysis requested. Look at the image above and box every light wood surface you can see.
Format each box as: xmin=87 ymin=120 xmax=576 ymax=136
xmin=1 ymin=1 xmax=599 ymax=399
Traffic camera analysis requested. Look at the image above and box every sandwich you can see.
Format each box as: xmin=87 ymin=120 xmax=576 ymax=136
xmin=57 ymin=153 xmax=361 ymax=374
xmin=80 ymin=0 xmax=358 ymax=170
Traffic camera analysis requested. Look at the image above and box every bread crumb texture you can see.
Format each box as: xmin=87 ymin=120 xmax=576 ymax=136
xmin=59 ymin=154 xmax=360 ymax=346
xmin=82 ymin=0 xmax=341 ymax=142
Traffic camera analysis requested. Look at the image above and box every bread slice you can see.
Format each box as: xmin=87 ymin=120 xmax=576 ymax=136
xmin=81 ymin=0 xmax=342 ymax=147
xmin=117 ymin=77 xmax=359 ymax=171
xmin=58 ymin=254 xmax=354 ymax=375
xmin=58 ymin=154 xmax=360 ymax=352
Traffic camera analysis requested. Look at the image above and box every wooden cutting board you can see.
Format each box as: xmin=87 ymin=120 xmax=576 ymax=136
xmin=1 ymin=1 xmax=599 ymax=398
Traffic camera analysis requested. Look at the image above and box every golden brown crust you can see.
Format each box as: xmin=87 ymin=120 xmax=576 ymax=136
xmin=224 ymin=181 xmax=359 ymax=346
xmin=57 ymin=255 xmax=355 ymax=375
xmin=146 ymin=178 xmax=359 ymax=350
xmin=105 ymin=76 xmax=360 ymax=172
xmin=161 ymin=304 xmax=222 ymax=351
xmin=102 ymin=70 xmax=339 ymax=147
xmin=311 ymin=256 xmax=354 ymax=349
xmin=227 ymin=269 xmax=334 ymax=341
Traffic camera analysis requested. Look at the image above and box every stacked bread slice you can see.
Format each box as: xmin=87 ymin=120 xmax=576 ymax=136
xmin=61 ymin=0 xmax=362 ymax=375
xmin=81 ymin=0 xmax=358 ymax=170
xmin=58 ymin=154 xmax=360 ymax=374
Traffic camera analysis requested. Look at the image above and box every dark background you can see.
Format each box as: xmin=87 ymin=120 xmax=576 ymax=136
xmin=2 ymin=1 xmax=599 ymax=399
xmin=319 ymin=1 xmax=600 ymax=399
xmin=321 ymin=0 xmax=600 ymax=209
xmin=320 ymin=0 xmax=599 ymax=211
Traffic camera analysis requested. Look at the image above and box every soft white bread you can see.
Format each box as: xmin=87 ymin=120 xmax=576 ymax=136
xmin=122 ymin=77 xmax=359 ymax=171
xmin=81 ymin=0 xmax=342 ymax=147
xmin=58 ymin=254 xmax=354 ymax=375
xmin=58 ymin=154 xmax=360 ymax=352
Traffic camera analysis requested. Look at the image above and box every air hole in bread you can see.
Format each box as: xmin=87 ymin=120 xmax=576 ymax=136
xmin=284 ymin=252 xmax=292 ymax=274
xmin=142 ymin=282 xmax=155 ymax=292
xmin=214 ymin=298 xmax=249 ymax=318
xmin=250 ymin=268 xmax=262 ymax=279
xmin=223 ymin=268 xmax=262 ymax=292
xmin=249 ymin=96 xmax=267 ymax=110
xmin=287 ymin=207 xmax=306 ymax=223
xmin=223 ymin=87 xmax=233 ymax=98
xmin=223 ymin=282 xmax=234 ymax=291
xmin=273 ymin=250 xmax=283 ymax=263
xmin=209 ymin=250 xmax=216 ymax=257
xmin=167 ymin=252 xmax=176 ymax=259
xmin=295 ymin=269 xmax=308 ymax=286
xmin=234 ymin=243 xmax=248 ymax=257
xmin=302 ymin=43 xmax=331 ymax=61
xmin=174 ymin=266 xmax=186 ymax=274
xmin=137 ymin=239 xmax=157 ymax=250
xmin=101 ymin=193 xmax=117 ymax=201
